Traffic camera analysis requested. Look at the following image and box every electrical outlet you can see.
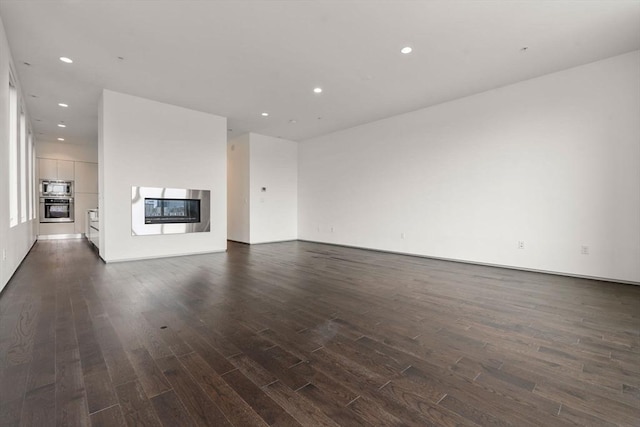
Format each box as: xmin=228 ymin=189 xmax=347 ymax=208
xmin=518 ymin=241 xmax=525 ymax=250
xmin=2 ymin=249 xmax=6 ymax=261
xmin=401 ymin=232 xmax=405 ymax=239
xmin=330 ymin=226 xmax=334 ymax=233
xmin=581 ymin=245 xmax=589 ymax=255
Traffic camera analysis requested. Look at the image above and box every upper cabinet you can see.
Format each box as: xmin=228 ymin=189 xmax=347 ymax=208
xmin=38 ymin=158 xmax=57 ymax=179
xmin=39 ymin=158 xmax=75 ymax=180
xmin=57 ymin=160 xmax=74 ymax=180
xmin=75 ymin=162 xmax=98 ymax=193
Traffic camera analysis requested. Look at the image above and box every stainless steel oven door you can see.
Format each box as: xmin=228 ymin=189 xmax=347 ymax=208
xmin=40 ymin=197 xmax=74 ymax=223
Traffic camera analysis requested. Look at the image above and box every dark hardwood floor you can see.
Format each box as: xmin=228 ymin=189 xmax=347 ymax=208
xmin=0 ymin=239 xmax=638 ymax=426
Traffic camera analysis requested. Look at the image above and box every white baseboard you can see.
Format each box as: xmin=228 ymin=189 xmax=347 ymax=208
xmin=38 ymin=233 xmax=84 ymax=240
xmin=298 ymin=239 xmax=640 ymax=286
xmin=102 ymin=249 xmax=227 ymax=263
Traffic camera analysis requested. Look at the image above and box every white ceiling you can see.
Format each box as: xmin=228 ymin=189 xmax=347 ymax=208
xmin=1 ymin=0 xmax=639 ymax=146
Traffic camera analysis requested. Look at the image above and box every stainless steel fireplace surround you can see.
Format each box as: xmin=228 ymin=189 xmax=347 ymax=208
xmin=131 ymin=186 xmax=210 ymax=236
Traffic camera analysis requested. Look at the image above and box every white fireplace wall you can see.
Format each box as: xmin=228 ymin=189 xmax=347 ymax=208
xmin=99 ymin=90 xmax=227 ymax=262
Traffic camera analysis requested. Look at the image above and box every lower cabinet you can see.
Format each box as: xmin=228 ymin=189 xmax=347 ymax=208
xmin=86 ymin=209 xmax=99 ymax=250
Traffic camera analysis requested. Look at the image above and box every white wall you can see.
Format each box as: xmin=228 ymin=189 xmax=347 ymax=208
xmin=0 ymin=16 xmax=37 ymax=292
xmin=99 ymin=90 xmax=227 ymax=262
xmin=249 ymin=133 xmax=298 ymax=244
xmin=299 ymin=51 xmax=640 ymax=283
xmin=227 ymin=133 xmax=298 ymax=244
xmin=227 ymin=134 xmax=250 ymax=243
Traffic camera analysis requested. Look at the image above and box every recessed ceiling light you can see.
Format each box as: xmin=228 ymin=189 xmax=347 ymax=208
xmin=58 ymin=103 xmax=68 ymax=107
xmin=59 ymin=57 xmax=73 ymax=63
xmin=261 ymin=112 xmax=269 ymax=117
xmin=313 ymin=87 xmax=322 ymax=94
xmin=520 ymin=47 xmax=529 ymax=52
xmin=289 ymin=119 xmax=297 ymax=124
xmin=400 ymin=46 xmax=413 ymax=54
xmin=57 ymin=123 xmax=66 ymax=128
xmin=57 ymin=138 xmax=65 ymax=141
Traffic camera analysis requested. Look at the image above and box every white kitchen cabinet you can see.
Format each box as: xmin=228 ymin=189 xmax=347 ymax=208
xmin=38 ymin=158 xmax=58 ymax=179
xmin=74 ymin=192 xmax=99 ymax=234
xmin=38 ymin=158 xmax=75 ymax=180
xmin=38 ymin=222 xmax=75 ymax=236
xmin=57 ymin=160 xmax=75 ymax=180
xmin=74 ymin=162 xmax=98 ymax=193
xmin=87 ymin=209 xmax=99 ymax=250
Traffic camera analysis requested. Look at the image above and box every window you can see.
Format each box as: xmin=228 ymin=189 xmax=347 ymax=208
xmin=28 ymin=132 xmax=34 ymax=220
xmin=20 ymin=109 xmax=27 ymax=223
xmin=9 ymin=81 xmax=18 ymax=227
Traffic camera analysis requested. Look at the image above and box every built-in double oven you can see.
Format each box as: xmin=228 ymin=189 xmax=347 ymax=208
xmin=39 ymin=179 xmax=74 ymax=223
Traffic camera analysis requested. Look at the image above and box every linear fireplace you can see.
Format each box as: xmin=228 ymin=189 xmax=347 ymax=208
xmin=144 ymin=198 xmax=201 ymax=224
xmin=132 ymin=186 xmax=210 ymax=235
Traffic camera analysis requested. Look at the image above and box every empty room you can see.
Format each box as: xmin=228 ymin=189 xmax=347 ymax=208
xmin=0 ymin=1 xmax=639 ymax=426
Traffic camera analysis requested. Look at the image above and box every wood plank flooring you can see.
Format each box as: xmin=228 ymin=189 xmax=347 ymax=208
xmin=0 ymin=239 xmax=638 ymax=426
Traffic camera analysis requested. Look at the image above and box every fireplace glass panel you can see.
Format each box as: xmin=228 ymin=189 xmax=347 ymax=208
xmin=144 ymin=198 xmax=200 ymax=224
